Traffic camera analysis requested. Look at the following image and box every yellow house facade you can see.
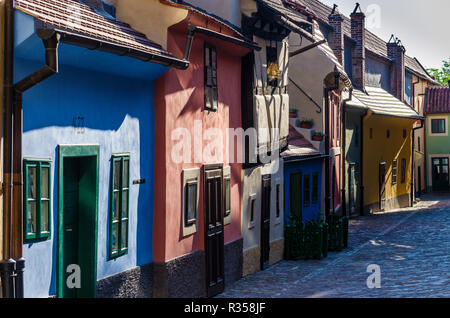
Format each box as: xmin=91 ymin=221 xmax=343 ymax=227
xmin=348 ymin=87 xmax=422 ymax=214
xmin=363 ymin=115 xmax=416 ymax=213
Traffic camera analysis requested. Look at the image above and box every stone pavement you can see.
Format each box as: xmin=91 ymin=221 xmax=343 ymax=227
xmin=218 ymin=194 xmax=450 ymax=298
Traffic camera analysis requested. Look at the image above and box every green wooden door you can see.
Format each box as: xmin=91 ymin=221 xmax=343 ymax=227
xmin=290 ymin=172 xmax=302 ymax=221
xmin=63 ymin=158 xmax=80 ymax=298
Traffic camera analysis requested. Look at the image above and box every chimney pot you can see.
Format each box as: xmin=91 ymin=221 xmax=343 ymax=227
xmin=350 ymin=5 xmax=366 ymax=89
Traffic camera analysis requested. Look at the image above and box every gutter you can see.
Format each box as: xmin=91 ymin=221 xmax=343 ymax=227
xmin=411 ymin=119 xmax=424 ymax=205
xmin=1 ymin=25 xmax=60 ymax=299
xmin=359 ymin=109 xmax=369 ymax=216
xmin=341 ymin=88 xmax=354 ymax=217
xmin=282 ymin=154 xmax=328 ymax=164
xmin=323 ymin=71 xmax=340 ymax=217
xmin=1 ymin=0 xmax=18 ymax=299
xmin=43 ymin=28 xmax=190 ymax=70
xmin=183 ymin=25 xmax=260 ymax=61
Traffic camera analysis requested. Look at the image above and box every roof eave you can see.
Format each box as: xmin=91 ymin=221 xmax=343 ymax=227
xmin=38 ymin=27 xmax=190 ymax=70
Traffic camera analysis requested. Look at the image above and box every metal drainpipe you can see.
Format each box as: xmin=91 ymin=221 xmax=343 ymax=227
xmin=324 ymin=72 xmax=340 ymax=217
xmin=0 ymin=22 xmax=60 ymax=297
xmin=1 ymin=0 xmax=16 ymax=299
xmin=341 ymin=88 xmax=354 ymax=217
xmin=12 ymin=31 xmax=60 ymax=299
xmin=411 ymin=119 xmax=424 ymax=205
xmin=360 ymin=110 xmax=369 ymax=216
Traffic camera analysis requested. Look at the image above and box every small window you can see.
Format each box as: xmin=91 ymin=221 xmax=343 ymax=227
xmin=431 ymin=119 xmax=446 ymax=134
xmin=276 ymin=184 xmax=281 ymax=219
xmin=403 ymin=129 xmax=407 ymax=139
xmin=401 ymin=158 xmax=407 ymax=184
xmin=182 ymin=168 xmax=200 ymax=236
xmin=249 ymin=196 xmax=257 ymax=229
xmin=387 ymin=130 xmax=390 ymax=139
xmin=303 ymin=174 xmax=310 ymax=207
xmin=223 ymin=166 xmax=232 ymax=225
xmin=224 ymin=178 xmax=231 ymax=217
xmin=185 ymin=181 xmax=198 ymax=226
xmin=109 ymin=155 xmax=130 ymax=259
xmin=204 ymin=43 xmax=218 ymax=111
xmin=418 ymin=136 xmax=421 ymax=152
xmin=23 ymin=159 xmax=51 ymax=242
xmin=370 ymin=128 xmax=373 ymax=139
xmin=312 ymin=172 xmax=319 ymax=203
xmin=392 ymin=159 xmax=398 ymax=185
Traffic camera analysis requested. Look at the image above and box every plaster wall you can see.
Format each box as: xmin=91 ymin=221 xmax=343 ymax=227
xmin=283 ymin=158 xmax=323 ymax=224
xmin=184 ymin=0 xmax=242 ymax=27
xmin=153 ymin=29 xmax=246 ymax=263
xmin=363 ymin=115 xmax=414 ymax=210
xmin=425 ymin=113 xmax=450 ymax=190
xmin=18 ymin=59 xmax=156 ymax=298
xmin=115 ymin=0 xmax=188 ymax=51
xmin=365 ymin=56 xmax=390 ymax=91
xmin=14 ymin=13 xmax=163 ymax=296
xmin=412 ymin=74 xmax=428 ymax=195
xmin=288 ymin=32 xmax=332 ymax=133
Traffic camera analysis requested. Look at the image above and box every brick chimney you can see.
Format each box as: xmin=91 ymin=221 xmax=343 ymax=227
xmin=350 ymin=3 xmax=365 ymax=89
xmin=328 ymin=4 xmax=345 ymax=67
xmin=387 ymin=35 xmax=406 ymax=101
xmin=82 ymin=0 xmax=104 ymax=11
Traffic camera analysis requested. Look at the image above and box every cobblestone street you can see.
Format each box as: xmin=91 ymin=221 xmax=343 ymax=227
xmin=218 ymin=195 xmax=450 ymax=298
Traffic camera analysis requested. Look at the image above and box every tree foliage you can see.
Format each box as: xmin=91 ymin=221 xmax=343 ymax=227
xmin=427 ymin=58 xmax=450 ymax=86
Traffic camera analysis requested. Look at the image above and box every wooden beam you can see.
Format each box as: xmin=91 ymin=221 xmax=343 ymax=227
xmin=289 ymin=39 xmax=326 ymax=58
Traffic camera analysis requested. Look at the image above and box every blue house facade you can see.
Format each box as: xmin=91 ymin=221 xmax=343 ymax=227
xmin=12 ymin=0 xmax=187 ymax=298
xmin=284 ymin=158 xmax=324 ymax=224
xmin=282 ymin=126 xmax=324 ymax=224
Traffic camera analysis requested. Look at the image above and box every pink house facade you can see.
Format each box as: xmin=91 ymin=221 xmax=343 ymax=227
xmin=153 ymin=1 xmax=257 ymax=297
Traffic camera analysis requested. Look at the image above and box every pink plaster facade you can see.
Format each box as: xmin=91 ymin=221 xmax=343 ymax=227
xmin=153 ymin=17 xmax=250 ymax=263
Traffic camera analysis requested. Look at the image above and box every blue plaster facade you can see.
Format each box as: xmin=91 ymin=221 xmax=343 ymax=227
xmin=15 ymin=12 xmax=166 ymax=297
xmin=283 ymin=157 xmax=323 ymax=225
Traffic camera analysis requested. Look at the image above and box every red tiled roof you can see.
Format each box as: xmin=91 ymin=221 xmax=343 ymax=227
xmin=424 ymin=86 xmax=450 ymax=114
xmin=14 ymin=0 xmax=177 ymax=59
xmin=288 ymin=0 xmax=435 ymax=83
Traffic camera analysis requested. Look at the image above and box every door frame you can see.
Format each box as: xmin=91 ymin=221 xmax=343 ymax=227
xmin=260 ymin=174 xmax=271 ymax=270
xmin=379 ymin=162 xmax=386 ymax=211
xmin=203 ymin=163 xmax=224 ymax=297
xmin=431 ymin=157 xmax=450 ymax=192
xmin=57 ymin=145 xmax=99 ymax=298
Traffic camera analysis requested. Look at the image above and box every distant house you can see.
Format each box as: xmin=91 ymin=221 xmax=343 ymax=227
xmin=239 ymin=0 xmax=315 ymax=277
xmin=296 ymin=0 xmax=424 ymax=215
xmin=424 ymin=86 xmax=450 ymax=192
xmin=281 ymin=126 xmax=324 ymax=225
xmin=8 ymin=0 xmax=186 ymax=298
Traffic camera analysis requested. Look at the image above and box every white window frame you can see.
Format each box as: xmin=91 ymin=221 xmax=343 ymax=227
xmin=248 ymin=194 xmax=257 ymax=230
xmin=428 ymin=116 xmax=448 ymax=137
xmin=223 ymin=166 xmax=232 ymax=226
xmin=182 ymin=168 xmax=200 ymax=237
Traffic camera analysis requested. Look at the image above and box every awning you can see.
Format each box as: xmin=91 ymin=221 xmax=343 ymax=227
xmin=281 ymin=125 xmax=321 ymax=158
xmin=351 ymin=86 xmax=422 ymax=119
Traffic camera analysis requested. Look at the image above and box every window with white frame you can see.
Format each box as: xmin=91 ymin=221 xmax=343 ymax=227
xmin=182 ymin=168 xmax=200 ymax=237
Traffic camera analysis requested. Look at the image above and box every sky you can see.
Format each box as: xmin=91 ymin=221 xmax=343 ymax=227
xmin=320 ymin=0 xmax=450 ymax=70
